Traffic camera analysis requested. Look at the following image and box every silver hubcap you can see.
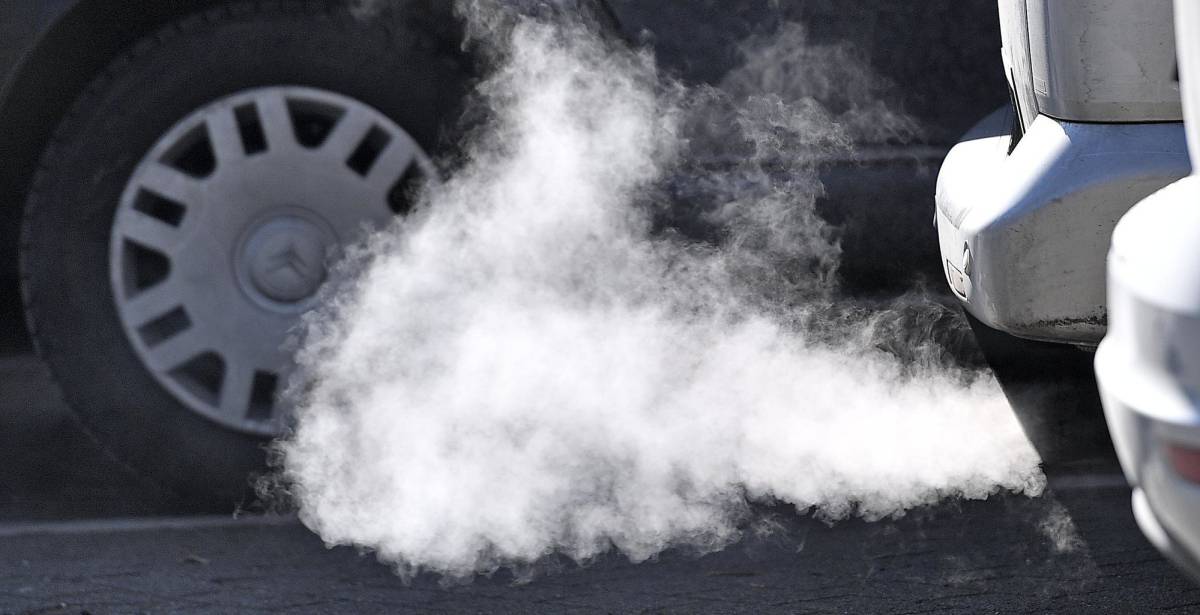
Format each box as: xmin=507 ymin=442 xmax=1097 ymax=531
xmin=109 ymin=86 xmax=433 ymax=437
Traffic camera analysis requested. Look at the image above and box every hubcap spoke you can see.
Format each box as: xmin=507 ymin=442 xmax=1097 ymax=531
xmin=256 ymin=91 xmax=297 ymax=153
xmin=322 ymin=107 xmax=376 ymax=160
xmin=206 ymin=107 xmax=245 ymax=166
xmin=122 ymin=279 xmax=186 ymax=327
xmin=366 ymin=137 xmax=420 ymax=194
xmin=120 ymin=210 xmax=182 ymax=255
xmin=144 ymin=328 xmax=207 ymax=372
xmin=137 ymin=162 xmax=203 ymax=207
xmin=219 ymin=361 xmax=256 ymax=420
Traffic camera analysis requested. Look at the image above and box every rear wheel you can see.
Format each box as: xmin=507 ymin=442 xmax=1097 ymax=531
xmin=20 ymin=3 xmax=466 ymax=507
xmin=965 ymin=312 xmax=1116 ymax=469
xmin=966 ymin=312 xmax=1128 ymax=552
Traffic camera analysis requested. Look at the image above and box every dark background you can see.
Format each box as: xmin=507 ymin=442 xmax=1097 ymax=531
xmin=608 ymin=0 xmax=1006 ymax=145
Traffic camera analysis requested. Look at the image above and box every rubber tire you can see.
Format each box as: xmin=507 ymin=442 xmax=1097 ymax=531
xmin=964 ymin=312 xmax=1117 ymax=469
xmin=19 ymin=1 xmax=467 ymax=509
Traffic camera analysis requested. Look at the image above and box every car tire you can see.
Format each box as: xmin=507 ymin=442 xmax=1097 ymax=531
xmin=19 ymin=1 xmax=466 ymax=508
xmin=963 ymin=311 xmax=1116 ymax=469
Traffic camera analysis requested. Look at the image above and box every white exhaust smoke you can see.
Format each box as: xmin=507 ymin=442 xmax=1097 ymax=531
xmin=276 ymin=4 xmax=1044 ymax=579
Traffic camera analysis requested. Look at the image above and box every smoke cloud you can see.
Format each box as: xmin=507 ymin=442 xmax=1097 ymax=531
xmin=275 ymin=3 xmax=1044 ymax=579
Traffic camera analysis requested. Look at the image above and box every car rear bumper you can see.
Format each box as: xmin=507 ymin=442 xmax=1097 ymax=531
xmin=1101 ymin=372 xmax=1200 ymax=585
xmin=935 ymin=109 xmax=1188 ymax=345
xmin=1096 ymin=176 xmax=1200 ymax=583
xmin=1131 ymin=487 xmax=1200 ymax=584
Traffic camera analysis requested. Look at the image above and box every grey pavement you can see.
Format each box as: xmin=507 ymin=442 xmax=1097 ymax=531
xmin=0 ymin=486 xmax=1197 ymax=614
xmin=0 ymin=340 xmax=1197 ymax=612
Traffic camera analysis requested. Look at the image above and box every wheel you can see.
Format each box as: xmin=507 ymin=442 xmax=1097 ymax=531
xmin=19 ymin=2 xmax=466 ymax=507
xmin=964 ymin=312 xmax=1127 ymax=552
xmin=964 ymin=311 xmax=1116 ymax=469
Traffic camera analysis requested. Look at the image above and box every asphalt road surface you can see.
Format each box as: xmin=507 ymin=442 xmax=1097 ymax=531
xmin=2 ymin=293 xmax=1199 ymax=613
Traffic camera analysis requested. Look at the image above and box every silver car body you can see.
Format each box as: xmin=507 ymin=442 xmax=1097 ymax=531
xmin=937 ymin=0 xmax=1187 ymax=345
